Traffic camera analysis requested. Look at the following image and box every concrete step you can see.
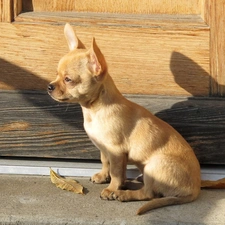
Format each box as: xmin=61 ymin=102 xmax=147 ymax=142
xmin=0 ymin=174 xmax=224 ymax=225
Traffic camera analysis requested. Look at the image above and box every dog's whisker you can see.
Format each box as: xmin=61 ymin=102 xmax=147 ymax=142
xmin=65 ymin=103 xmax=70 ymax=112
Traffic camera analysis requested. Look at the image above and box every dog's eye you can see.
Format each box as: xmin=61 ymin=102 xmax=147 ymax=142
xmin=65 ymin=77 xmax=72 ymax=83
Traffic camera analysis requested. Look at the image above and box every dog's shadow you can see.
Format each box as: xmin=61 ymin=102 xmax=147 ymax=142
xmin=155 ymin=52 xmax=225 ymax=164
xmin=169 ymin=51 xmax=210 ymax=97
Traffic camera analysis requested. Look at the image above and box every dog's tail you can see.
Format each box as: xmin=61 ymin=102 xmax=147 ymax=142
xmin=137 ymin=195 xmax=194 ymax=215
xmin=137 ymin=177 xmax=225 ymax=215
xmin=201 ymin=178 xmax=225 ymax=189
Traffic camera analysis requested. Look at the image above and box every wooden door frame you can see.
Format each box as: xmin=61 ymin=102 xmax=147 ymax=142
xmin=0 ymin=0 xmax=22 ymax=22
xmin=203 ymin=0 xmax=225 ymax=96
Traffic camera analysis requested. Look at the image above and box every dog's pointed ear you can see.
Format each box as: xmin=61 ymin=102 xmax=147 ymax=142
xmin=64 ymin=23 xmax=86 ymax=50
xmin=88 ymin=38 xmax=107 ymax=78
xmin=64 ymin=23 xmax=79 ymax=51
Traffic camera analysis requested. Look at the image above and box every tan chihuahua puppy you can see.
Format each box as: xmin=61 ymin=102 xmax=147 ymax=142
xmin=48 ymin=23 xmax=201 ymax=215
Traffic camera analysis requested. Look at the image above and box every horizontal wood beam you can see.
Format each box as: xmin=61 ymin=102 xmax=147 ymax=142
xmin=0 ymin=91 xmax=225 ymax=164
xmin=22 ymin=0 xmax=202 ymax=14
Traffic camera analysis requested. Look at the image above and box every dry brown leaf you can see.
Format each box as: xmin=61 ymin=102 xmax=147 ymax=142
xmin=201 ymin=177 xmax=225 ymax=189
xmin=50 ymin=168 xmax=84 ymax=194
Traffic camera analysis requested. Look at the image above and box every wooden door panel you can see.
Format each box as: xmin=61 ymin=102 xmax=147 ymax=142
xmin=0 ymin=13 xmax=209 ymax=96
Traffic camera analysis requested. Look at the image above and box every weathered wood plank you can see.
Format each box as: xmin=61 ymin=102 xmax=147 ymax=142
xmin=1 ymin=91 xmax=225 ymax=164
xmin=0 ymin=91 xmax=96 ymax=159
xmin=0 ymin=12 xmax=210 ymax=96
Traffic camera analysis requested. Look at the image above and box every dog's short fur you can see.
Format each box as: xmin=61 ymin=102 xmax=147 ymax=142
xmin=48 ymin=23 xmax=201 ymax=215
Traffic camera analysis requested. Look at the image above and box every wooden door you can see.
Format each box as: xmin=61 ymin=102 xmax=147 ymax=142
xmin=0 ymin=0 xmax=225 ymax=164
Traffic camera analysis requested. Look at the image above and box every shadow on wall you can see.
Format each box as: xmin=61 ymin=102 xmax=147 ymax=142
xmin=0 ymin=57 xmax=88 ymax=159
xmin=155 ymin=51 xmax=225 ymax=164
xmin=170 ymin=51 xmax=210 ymax=96
xmin=0 ymin=57 xmax=84 ymax=129
xmin=0 ymin=58 xmax=48 ymax=91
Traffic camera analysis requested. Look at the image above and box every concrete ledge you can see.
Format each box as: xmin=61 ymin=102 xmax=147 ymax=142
xmin=0 ymin=175 xmax=225 ymax=225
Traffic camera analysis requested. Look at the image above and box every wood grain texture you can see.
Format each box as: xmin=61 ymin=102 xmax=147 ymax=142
xmin=0 ymin=0 xmax=22 ymax=22
xmin=0 ymin=12 xmax=210 ymax=96
xmin=204 ymin=0 xmax=225 ymax=96
xmin=0 ymin=0 xmax=13 ymax=22
xmin=22 ymin=0 xmax=201 ymax=14
xmin=1 ymin=91 xmax=225 ymax=164
xmin=0 ymin=91 xmax=97 ymax=159
xmin=14 ymin=0 xmax=22 ymax=19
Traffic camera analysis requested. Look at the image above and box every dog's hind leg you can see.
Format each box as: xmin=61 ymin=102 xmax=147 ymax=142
xmin=112 ymin=169 xmax=155 ymax=202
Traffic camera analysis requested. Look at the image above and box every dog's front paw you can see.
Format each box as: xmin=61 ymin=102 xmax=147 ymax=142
xmin=100 ymin=188 xmax=115 ymax=200
xmin=113 ymin=190 xmax=130 ymax=202
xmin=91 ymin=172 xmax=111 ymax=184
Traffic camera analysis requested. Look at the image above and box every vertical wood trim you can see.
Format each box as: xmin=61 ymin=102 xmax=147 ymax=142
xmin=0 ymin=0 xmax=13 ymax=22
xmin=0 ymin=0 xmax=3 ymax=21
xmin=14 ymin=0 xmax=22 ymax=19
xmin=201 ymin=0 xmax=210 ymax=24
xmin=204 ymin=0 xmax=225 ymax=96
xmin=0 ymin=0 xmax=21 ymax=22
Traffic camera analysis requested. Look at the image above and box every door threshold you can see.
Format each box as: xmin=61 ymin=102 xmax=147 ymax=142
xmin=0 ymin=158 xmax=140 ymax=178
xmin=0 ymin=159 xmax=225 ymax=181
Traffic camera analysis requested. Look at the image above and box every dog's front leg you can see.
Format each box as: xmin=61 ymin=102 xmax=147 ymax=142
xmin=100 ymin=154 xmax=127 ymax=200
xmin=91 ymin=151 xmax=111 ymax=184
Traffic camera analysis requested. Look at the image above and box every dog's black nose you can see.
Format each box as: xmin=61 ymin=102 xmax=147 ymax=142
xmin=48 ymin=84 xmax=55 ymax=92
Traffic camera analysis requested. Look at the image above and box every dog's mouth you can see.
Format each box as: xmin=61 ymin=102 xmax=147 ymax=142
xmin=53 ymin=97 xmax=70 ymax=102
xmin=48 ymin=92 xmax=70 ymax=102
xmin=59 ymin=98 xmax=70 ymax=102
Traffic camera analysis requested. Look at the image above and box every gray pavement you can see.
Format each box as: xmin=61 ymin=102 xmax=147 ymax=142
xmin=0 ymin=174 xmax=225 ymax=225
